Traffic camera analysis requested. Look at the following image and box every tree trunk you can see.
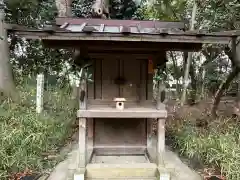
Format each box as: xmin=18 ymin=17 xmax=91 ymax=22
xmin=55 ymin=0 xmax=72 ymax=17
xmin=170 ymin=52 xmax=180 ymax=97
xmin=233 ymin=37 xmax=240 ymax=112
xmin=180 ymin=0 xmax=197 ymax=106
xmin=211 ymin=67 xmax=240 ymax=117
xmin=92 ymin=0 xmax=110 ymax=18
xmin=199 ymin=67 xmax=206 ymax=99
xmin=211 ymin=37 xmax=240 ymax=116
xmin=189 ymin=61 xmax=197 ymax=103
xmin=0 ymin=4 xmax=19 ymax=102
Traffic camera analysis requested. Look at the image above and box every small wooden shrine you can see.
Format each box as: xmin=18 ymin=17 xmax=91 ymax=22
xmin=8 ymin=17 xmax=239 ymax=180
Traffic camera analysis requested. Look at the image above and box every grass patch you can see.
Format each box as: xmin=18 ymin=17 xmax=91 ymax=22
xmin=0 ymin=80 xmax=76 ymax=179
xmin=167 ymin=116 xmax=240 ymax=180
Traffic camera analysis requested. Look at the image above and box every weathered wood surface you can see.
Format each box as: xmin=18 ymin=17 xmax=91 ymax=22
xmin=87 ymin=118 xmax=94 ymax=163
xmin=77 ymin=99 xmax=167 ymax=118
xmin=77 ymin=108 xmax=167 ymax=118
xmin=42 ymin=40 xmax=202 ymax=53
xmin=86 ymin=163 xmax=157 ymax=179
xmin=36 ymin=74 xmax=44 ymax=113
xmin=88 ymin=58 xmax=152 ymax=101
xmin=78 ymin=77 xmax=87 ymax=168
xmin=94 ymin=118 xmax=146 ymax=149
xmin=101 ymin=58 xmax=118 ymax=99
xmin=12 ymin=30 xmax=233 ymax=45
xmin=55 ymin=17 xmax=186 ymax=29
xmin=94 ymin=147 xmax=146 ymax=155
xmin=157 ymin=119 xmax=165 ymax=165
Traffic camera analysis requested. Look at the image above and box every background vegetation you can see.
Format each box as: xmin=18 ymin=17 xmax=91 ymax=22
xmin=0 ymin=0 xmax=239 ymax=179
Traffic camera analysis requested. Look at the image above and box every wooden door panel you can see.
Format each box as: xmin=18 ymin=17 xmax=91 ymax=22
xmin=101 ymin=58 xmax=119 ymax=99
xmin=122 ymin=59 xmax=141 ymax=101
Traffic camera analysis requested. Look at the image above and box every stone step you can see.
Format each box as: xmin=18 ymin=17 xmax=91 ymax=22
xmin=86 ymin=163 xmax=158 ymax=179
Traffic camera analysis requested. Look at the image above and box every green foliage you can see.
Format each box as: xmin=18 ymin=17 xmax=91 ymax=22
xmin=168 ymin=117 xmax=240 ymax=180
xmin=110 ymin=0 xmax=139 ymax=19
xmin=0 ymin=78 xmax=76 ymax=178
xmin=196 ymin=0 xmax=240 ymax=31
xmin=144 ymin=0 xmax=187 ymax=21
xmin=5 ymin=0 xmax=57 ymax=26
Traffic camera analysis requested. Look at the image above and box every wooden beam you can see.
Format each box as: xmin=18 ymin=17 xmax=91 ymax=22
xmin=157 ymin=119 xmax=165 ymax=165
xmin=77 ymin=108 xmax=167 ymax=118
xmin=94 ymin=146 xmax=146 ymax=155
xmin=55 ymin=17 xmax=185 ymax=29
xmin=87 ymin=53 xmax=163 ymax=59
xmin=12 ymin=30 xmax=232 ymax=44
xmin=42 ymin=40 xmax=202 ymax=51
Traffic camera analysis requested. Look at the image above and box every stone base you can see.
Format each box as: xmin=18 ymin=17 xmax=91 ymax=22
xmin=73 ymin=174 xmax=84 ymax=180
xmin=86 ymin=163 xmax=157 ymax=179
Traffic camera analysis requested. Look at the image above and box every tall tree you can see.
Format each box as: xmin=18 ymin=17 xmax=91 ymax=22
xmin=0 ymin=0 xmax=19 ymax=101
xmin=211 ymin=38 xmax=240 ymax=117
xmin=180 ymin=0 xmax=197 ymax=106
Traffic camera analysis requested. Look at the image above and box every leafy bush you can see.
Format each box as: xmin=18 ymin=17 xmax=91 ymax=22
xmin=0 ymin=80 xmax=76 ymax=179
xmin=168 ymin=117 xmax=240 ymax=180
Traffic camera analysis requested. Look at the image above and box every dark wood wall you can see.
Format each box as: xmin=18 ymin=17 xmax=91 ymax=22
xmin=87 ymin=57 xmax=158 ymax=101
xmin=87 ymin=53 xmax=165 ymax=152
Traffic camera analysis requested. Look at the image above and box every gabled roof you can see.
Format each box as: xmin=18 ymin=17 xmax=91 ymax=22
xmin=6 ymin=18 xmax=239 ymax=52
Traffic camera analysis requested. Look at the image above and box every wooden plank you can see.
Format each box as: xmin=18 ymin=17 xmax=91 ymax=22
xmin=147 ymin=72 xmax=153 ymax=100
xmin=94 ymin=118 xmax=146 ymax=147
xmin=79 ymin=118 xmax=87 ymax=168
xmin=101 ymin=58 xmax=118 ymax=99
xmin=43 ymin=40 xmax=202 ymax=52
xmin=77 ymin=109 xmax=167 ymax=118
xmin=147 ymin=118 xmax=153 ymax=148
xmin=56 ymin=17 xmax=185 ymax=29
xmin=87 ymin=99 xmax=153 ymax=105
xmin=119 ymin=59 xmax=123 ymax=96
xmin=122 ymin=58 xmax=141 ymax=101
xmin=13 ymin=31 xmax=233 ymax=45
xmin=94 ymin=147 xmax=146 ymax=155
xmin=140 ymin=59 xmax=147 ymax=101
xmin=87 ymin=118 xmax=94 ymax=163
xmin=89 ymin=53 xmax=162 ymax=59
xmin=157 ymin=119 xmax=165 ymax=165
xmin=94 ymin=59 xmax=102 ymax=99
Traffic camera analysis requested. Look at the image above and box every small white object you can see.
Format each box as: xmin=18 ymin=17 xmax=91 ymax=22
xmin=74 ymin=174 xmax=84 ymax=180
xmin=114 ymin=98 xmax=126 ymax=110
xmin=36 ymin=73 xmax=44 ymax=114
xmin=160 ymin=172 xmax=170 ymax=180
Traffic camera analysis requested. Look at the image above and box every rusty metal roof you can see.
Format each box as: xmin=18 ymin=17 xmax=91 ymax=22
xmin=56 ymin=17 xmax=186 ymax=35
xmin=6 ymin=18 xmax=239 ymax=51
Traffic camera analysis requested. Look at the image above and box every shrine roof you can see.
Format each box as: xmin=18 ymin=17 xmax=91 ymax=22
xmin=55 ymin=17 xmax=186 ymax=34
xmin=6 ymin=18 xmax=240 ymax=51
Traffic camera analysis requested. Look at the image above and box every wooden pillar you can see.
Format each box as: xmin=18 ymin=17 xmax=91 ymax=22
xmin=147 ymin=119 xmax=153 ymax=148
xmin=87 ymin=118 xmax=94 ymax=163
xmin=78 ymin=77 xmax=87 ymax=170
xmin=79 ymin=118 xmax=86 ymax=168
xmin=146 ymin=118 xmax=156 ymax=163
xmin=157 ymin=118 xmax=165 ymax=165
